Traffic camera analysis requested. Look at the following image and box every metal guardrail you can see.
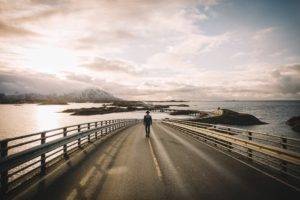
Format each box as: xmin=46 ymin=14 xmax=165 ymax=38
xmin=162 ymin=119 xmax=300 ymax=183
xmin=0 ymin=119 xmax=140 ymax=195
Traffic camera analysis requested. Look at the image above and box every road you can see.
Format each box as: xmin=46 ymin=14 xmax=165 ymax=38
xmin=17 ymin=122 xmax=299 ymax=200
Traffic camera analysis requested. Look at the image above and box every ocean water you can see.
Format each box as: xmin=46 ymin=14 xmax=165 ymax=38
xmin=157 ymin=101 xmax=300 ymax=138
xmin=0 ymin=101 xmax=299 ymax=140
xmin=0 ymin=103 xmax=184 ymax=140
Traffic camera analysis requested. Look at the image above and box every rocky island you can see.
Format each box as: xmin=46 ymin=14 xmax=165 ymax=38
xmin=63 ymin=106 xmax=128 ymax=115
xmin=62 ymin=101 xmax=194 ymax=116
xmin=286 ymin=116 xmax=300 ymax=133
xmin=62 ymin=101 xmax=168 ymax=115
xmin=191 ymin=109 xmax=267 ymax=125
xmin=171 ymin=104 xmax=189 ymax=107
xmin=169 ymin=110 xmax=200 ymax=115
xmin=38 ymin=99 xmax=68 ymax=105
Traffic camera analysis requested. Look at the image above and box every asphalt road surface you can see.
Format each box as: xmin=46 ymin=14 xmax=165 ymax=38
xmin=17 ymin=122 xmax=299 ymax=200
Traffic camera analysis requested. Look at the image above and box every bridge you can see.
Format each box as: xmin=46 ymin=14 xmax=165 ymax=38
xmin=0 ymin=119 xmax=299 ymax=199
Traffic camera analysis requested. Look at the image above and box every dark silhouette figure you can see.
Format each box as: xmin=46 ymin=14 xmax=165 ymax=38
xmin=143 ymin=111 xmax=152 ymax=137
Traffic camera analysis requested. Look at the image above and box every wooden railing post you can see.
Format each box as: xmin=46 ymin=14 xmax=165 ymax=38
xmin=63 ymin=128 xmax=68 ymax=158
xmin=248 ymin=132 xmax=252 ymax=140
xmin=281 ymin=137 xmax=287 ymax=173
xmin=100 ymin=121 xmax=103 ymax=136
xmin=248 ymin=132 xmax=253 ymax=160
xmin=78 ymin=125 xmax=81 ymax=148
xmin=281 ymin=137 xmax=287 ymax=149
xmin=87 ymin=123 xmax=91 ymax=142
xmin=108 ymin=121 xmax=111 ymax=133
xmin=41 ymin=132 xmax=46 ymax=175
xmin=0 ymin=140 xmax=8 ymax=194
xmin=95 ymin=122 xmax=98 ymax=139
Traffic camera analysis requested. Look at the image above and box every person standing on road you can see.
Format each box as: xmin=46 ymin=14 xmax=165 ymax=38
xmin=143 ymin=111 xmax=152 ymax=137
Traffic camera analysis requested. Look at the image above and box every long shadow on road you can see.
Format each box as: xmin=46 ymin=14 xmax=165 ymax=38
xmin=18 ymin=126 xmax=135 ymax=200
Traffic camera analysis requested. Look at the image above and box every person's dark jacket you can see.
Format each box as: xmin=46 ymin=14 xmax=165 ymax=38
xmin=144 ymin=115 xmax=152 ymax=126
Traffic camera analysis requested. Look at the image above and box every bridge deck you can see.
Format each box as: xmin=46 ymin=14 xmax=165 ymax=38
xmin=16 ymin=122 xmax=298 ymax=200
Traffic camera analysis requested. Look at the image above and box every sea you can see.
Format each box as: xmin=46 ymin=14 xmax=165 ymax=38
xmin=0 ymin=101 xmax=299 ymax=140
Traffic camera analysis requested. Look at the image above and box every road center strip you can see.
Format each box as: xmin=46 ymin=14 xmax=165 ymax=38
xmin=148 ymin=138 xmax=163 ymax=181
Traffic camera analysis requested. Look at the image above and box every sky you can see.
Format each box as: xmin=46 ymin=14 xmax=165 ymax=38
xmin=0 ymin=0 xmax=299 ymax=100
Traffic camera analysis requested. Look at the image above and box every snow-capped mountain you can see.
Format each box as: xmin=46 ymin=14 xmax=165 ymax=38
xmin=0 ymin=88 xmax=121 ymax=103
xmin=63 ymin=88 xmax=120 ymax=102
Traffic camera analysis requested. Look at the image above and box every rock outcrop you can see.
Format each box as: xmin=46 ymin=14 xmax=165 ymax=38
xmin=192 ymin=109 xmax=267 ymax=125
xmin=286 ymin=116 xmax=300 ymax=133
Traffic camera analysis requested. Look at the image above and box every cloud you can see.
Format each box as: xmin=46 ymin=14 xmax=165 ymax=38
xmin=271 ymin=64 xmax=300 ymax=94
xmin=74 ymin=30 xmax=137 ymax=52
xmin=231 ymin=52 xmax=247 ymax=59
xmin=81 ymin=57 xmax=140 ymax=75
xmin=0 ymin=69 xmax=91 ymax=95
xmin=0 ymin=21 xmax=37 ymax=37
xmin=64 ymin=73 xmax=93 ymax=83
xmin=1 ymin=63 xmax=300 ymax=100
xmin=0 ymin=0 xmax=299 ymax=100
xmin=14 ymin=9 xmax=64 ymax=24
xmin=252 ymin=27 xmax=275 ymax=41
xmin=145 ymin=32 xmax=230 ymax=73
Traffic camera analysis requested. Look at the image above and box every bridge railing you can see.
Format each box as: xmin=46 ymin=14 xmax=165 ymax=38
xmin=0 ymin=119 xmax=140 ymax=195
xmin=162 ymin=119 xmax=300 ymax=182
xmin=166 ymin=119 xmax=300 ymax=152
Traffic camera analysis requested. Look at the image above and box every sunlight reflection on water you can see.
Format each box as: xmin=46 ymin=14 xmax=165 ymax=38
xmin=35 ymin=105 xmax=60 ymax=131
xmin=0 ymin=103 xmax=187 ymax=139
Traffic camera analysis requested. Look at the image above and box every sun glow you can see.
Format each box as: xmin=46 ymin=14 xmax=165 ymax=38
xmin=35 ymin=105 xmax=59 ymax=131
xmin=23 ymin=45 xmax=78 ymax=74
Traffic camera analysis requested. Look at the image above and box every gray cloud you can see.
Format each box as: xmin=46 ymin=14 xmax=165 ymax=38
xmin=0 ymin=70 xmax=90 ymax=95
xmin=272 ymin=64 xmax=300 ymax=95
xmin=14 ymin=9 xmax=64 ymax=24
xmin=64 ymin=73 xmax=93 ymax=83
xmin=0 ymin=21 xmax=37 ymax=37
xmin=1 ymin=64 xmax=300 ymax=100
xmin=82 ymin=57 xmax=140 ymax=75
xmin=74 ymin=30 xmax=137 ymax=51
xmin=29 ymin=0 xmax=69 ymax=5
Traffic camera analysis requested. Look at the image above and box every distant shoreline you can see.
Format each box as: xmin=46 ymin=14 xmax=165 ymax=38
xmin=0 ymin=100 xmax=191 ymax=105
xmin=0 ymin=100 xmax=113 ymax=105
xmin=187 ymin=100 xmax=300 ymax=102
xmin=145 ymin=100 xmax=189 ymax=102
xmin=1 ymin=99 xmax=299 ymax=105
xmin=61 ymin=101 xmax=192 ymax=116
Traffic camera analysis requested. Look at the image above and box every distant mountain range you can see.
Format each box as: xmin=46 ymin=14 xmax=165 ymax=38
xmin=0 ymin=88 xmax=121 ymax=104
xmin=61 ymin=88 xmax=120 ymax=102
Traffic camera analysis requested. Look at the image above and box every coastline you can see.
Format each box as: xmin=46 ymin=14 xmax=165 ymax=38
xmin=0 ymin=101 xmax=299 ymax=140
